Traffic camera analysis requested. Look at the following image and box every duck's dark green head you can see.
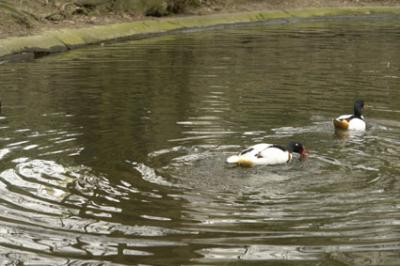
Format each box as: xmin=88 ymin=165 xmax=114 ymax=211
xmin=354 ymin=100 xmax=364 ymax=118
xmin=287 ymin=141 xmax=307 ymax=157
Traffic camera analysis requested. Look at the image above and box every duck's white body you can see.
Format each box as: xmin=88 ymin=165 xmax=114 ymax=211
xmin=334 ymin=114 xmax=366 ymax=131
xmin=334 ymin=100 xmax=366 ymax=131
xmin=226 ymin=143 xmax=292 ymax=167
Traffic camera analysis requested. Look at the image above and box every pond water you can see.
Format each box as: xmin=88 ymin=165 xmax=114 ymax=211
xmin=1 ymin=17 xmax=400 ymax=265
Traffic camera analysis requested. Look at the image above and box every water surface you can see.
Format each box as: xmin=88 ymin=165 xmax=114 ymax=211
xmin=1 ymin=17 xmax=400 ymax=265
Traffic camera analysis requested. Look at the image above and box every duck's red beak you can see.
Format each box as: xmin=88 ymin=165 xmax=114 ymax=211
xmin=300 ymin=148 xmax=309 ymax=159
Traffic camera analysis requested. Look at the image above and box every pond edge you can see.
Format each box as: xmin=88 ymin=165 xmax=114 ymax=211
xmin=1 ymin=6 xmax=400 ymax=62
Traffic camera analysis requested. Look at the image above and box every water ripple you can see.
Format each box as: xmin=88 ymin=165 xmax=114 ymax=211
xmin=1 ymin=18 xmax=400 ymax=265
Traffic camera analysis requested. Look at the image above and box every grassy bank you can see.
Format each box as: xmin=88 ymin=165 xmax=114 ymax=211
xmin=0 ymin=0 xmax=188 ymax=38
xmin=1 ymin=6 xmax=400 ymax=62
xmin=1 ymin=0 xmax=400 ymax=38
xmin=1 ymin=1 xmax=400 ymax=62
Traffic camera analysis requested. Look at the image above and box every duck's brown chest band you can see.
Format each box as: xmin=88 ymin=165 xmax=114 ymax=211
xmin=287 ymin=153 xmax=292 ymax=163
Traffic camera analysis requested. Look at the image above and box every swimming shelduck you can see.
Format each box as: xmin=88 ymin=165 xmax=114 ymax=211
xmin=333 ymin=100 xmax=366 ymax=131
xmin=226 ymin=142 xmax=308 ymax=167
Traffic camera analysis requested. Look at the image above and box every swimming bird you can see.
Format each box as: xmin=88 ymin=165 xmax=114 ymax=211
xmin=226 ymin=142 xmax=307 ymax=167
xmin=333 ymin=100 xmax=366 ymax=131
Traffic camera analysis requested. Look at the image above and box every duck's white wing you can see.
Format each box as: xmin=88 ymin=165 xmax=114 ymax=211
xmin=226 ymin=143 xmax=273 ymax=164
xmin=256 ymin=146 xmax=290 ymax=165
xmin=334 ymin=114 xmax=366 ymax=131
xmin=239 ymin=143 xmax=273 ymax=156
xmin=335 ymin=114 xmax=352 ymax=121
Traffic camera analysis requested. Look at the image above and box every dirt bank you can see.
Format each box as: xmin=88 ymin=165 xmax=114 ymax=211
xmin=1 ymin=0 xmax=399 ymax=39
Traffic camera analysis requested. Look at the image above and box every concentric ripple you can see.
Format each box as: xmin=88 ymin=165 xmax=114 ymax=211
xmin=147 ymin=116 xmax=400 ymax=265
